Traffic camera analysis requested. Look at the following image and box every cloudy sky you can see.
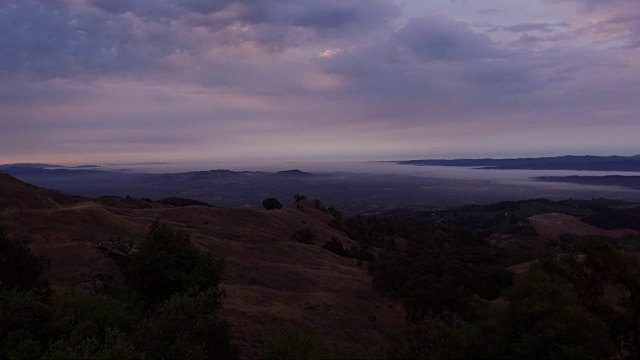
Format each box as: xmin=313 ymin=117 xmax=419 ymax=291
xmin=1 ymin=0 xmax=639 ymax=164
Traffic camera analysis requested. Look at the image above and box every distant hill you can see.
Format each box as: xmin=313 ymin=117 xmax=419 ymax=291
xmin=398 ymin=155 xmax=640 ymax=171
xmin=0 ymin=162 xmax=62 ymax=169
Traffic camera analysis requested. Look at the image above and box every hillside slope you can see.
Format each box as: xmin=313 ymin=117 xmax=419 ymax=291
xmin=0 ymin=175 xmax=403 ymax=358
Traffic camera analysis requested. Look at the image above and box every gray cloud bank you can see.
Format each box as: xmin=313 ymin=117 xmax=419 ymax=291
xmin=1 ymin=0 xmax=639 ymax=162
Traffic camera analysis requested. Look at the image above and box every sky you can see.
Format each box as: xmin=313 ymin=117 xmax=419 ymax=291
xmin=1 ymin=0 xmax=639 ymax=165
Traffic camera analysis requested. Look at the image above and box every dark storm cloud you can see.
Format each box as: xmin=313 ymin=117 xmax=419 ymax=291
xmin=0 ymin=0 xmax=400 ymax=79
xmin=238 ymin=0 xmax=399 ymax=31
xmin=396 ymin=16 xmax=498 ymax=61
xmin=320 ymin=14 xmax=555 ymax=95
xmin=0 ymin=0 xmax=190 ymax=79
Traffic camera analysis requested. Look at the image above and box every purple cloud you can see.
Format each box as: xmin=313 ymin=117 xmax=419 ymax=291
xmin=504 ymin=22 xmax=568 ymax=33
xmin=1 ymin=0 xmax=639 ymax=163
xmin=396 ymin=16 xmax=498 ymax=61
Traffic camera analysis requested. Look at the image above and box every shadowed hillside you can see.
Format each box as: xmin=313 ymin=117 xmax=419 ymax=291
xmin=0 ymin=175 xmax=403 ymax=358
xmin=5 ymin=174 xmax=640 ymax=359
xmin=0 ymin=173 xmax=67 ymax=211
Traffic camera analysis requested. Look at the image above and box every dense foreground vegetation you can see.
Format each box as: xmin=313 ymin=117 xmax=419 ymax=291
xmin=326 ymin=198 xmax=640 ymax=359
xmin=3 ymin=196 xmax=640 ymax=359
xmin=0 ymin=223 xmax=237 ymax=360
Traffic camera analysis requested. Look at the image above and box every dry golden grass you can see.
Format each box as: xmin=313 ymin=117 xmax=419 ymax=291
xmin=0 ymin=173 xmax=61 ymax=212
xmin=0 ymin=175 xmax=404 ymax=358
xmin=529 ymin=213 xmax=638 ymax=239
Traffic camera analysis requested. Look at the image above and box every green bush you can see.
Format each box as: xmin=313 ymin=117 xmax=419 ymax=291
xmin=0 ymin=227 xmax=50 ymax=294
xmin=0 ymin=289 xmax=51 ymax=359
xmin=137 ymin=289 xmax=238 ymax=360
xmin=158 ymin=197 xmax=212 ymax=207
xmin=386 ymin=318 xmax=464 ymax=360
xmin=48 ymin=291 xmax=138 ymax=342
xmin=0 ymin=223 xmax=238 ymax=359
xmin=262 ymin=197 xmax=283 ymax=210
xmin=290 ymin=228 xmax=317 ymax=245
xmin=263 ymin=330 xmax=326 ymax=360
xmin=124 ymin=221 xmax=224 ymax=306
xmin=323 ymin=237 xmax=375 ymax=261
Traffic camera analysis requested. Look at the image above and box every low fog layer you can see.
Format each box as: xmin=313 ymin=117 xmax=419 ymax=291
xmin=2 ymin=162 xmax=640 ymax=214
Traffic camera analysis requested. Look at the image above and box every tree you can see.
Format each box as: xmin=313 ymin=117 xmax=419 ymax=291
xmin=137 ymin=289 xmax=238 ymax=360
xmin=293 ymin=193 xmax=306 ymax=202
xmin=501 ymin=262 xmax=613 ymax=360
xmin=0 ymin=226 xmax=50 ymax=294
xmin=123 ymin=222 xmax=224 ymax=306
xmin=262 ymin=197 xmax=283 ymax=210
xmin=290 ymin=228 xmax=316 ymax=245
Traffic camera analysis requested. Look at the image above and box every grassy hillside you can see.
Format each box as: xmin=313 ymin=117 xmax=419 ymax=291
xmin=3 ymin=175 xmax=640 ymax=359
xmin=0 ymin=175 xmax=402 ymax=358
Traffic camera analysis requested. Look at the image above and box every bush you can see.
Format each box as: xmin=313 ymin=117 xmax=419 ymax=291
xmin=0 ymin=226 xmax=50 ymax=294
xmin=290 ymin=228 xmax=317 ymax=245
xmin=158 ymin=197 xmax=212 ymax=207
xmin=293 ymin=193 xmax=307 ymax=202
xmin=323 ymin=237 xmax=375 ymax=261
xmin=262 ymin=197 xmax=283 ymax=210
xmin=124 ymin=221 xmax=224 ymax=306
xmin=137 ymin=289 xmax=238 ymax=360
xmin=0 ymin=223 xmax=238 ymax=359
xmin=0 ymin=289 xmax=51 ymax=359
xmin=263 ymin=330 xmax=325 ymax=360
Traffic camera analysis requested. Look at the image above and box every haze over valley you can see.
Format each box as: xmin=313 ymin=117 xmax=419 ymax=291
xmin=2 ymin=155 xmax=640 ymax=214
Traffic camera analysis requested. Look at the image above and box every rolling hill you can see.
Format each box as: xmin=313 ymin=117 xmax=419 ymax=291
xmin=0 ymin=174 xmax=403 ymax=358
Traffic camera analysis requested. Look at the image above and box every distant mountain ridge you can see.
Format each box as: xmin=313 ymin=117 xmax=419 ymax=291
xmin=398 ymin=155 xmax=640 ymax=171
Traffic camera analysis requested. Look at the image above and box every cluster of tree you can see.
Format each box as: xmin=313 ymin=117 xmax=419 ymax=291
xmin=290 ymin=228 xmax=317 ymax=245
xmin=337 ymin=215 xmax=399 ymax=250
xmin=377 ymin=237 xmax=640 ymax=360
xmin=581 ymin=205 xmax=640 ymax=230
xmin=0 ymin=223 xmax=238 ymax=360
xmin=322 ymin=237 xmax=375 ymax=262
xmin=369 ymin=240 xmax=516 ymax=322
xmin=261 ymin=194 xmax=314 ymax=210
xmin=158 ymin=197 xmax=213 ymax=207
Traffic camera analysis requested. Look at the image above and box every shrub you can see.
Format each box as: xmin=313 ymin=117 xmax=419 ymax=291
xmin=290 ymin=228 xmax=317 ymax=245
xmin=124 ymin=222 xmax=224 ymax=306
xmin=294 ymin=193 xmax=307 ymax=202
xmin=263 ymin=330 xmax=325 ymax=360
xmin=0 ymin=289 xmax=51 ymax=359
xmin=323 ymin=237 xmax=375 ymax=261
xmin=262 ymin=197 xmax=283 ymax=210
xmin=0 ymin=226 xmax=50 ymax=294
xmin=137 ymin=289 xmax=238 ymax=360
xmin=158 ymin=197 xmax=212 ymax=207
